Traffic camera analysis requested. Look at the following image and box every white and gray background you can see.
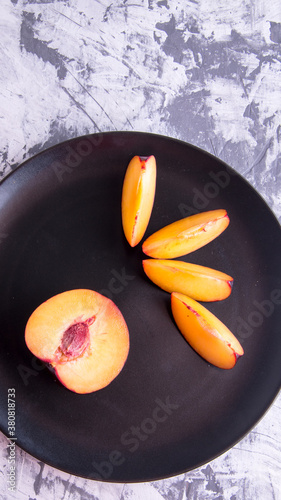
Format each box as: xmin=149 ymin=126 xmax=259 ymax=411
xmin=0 ymin=0 xmax=281 ymax=499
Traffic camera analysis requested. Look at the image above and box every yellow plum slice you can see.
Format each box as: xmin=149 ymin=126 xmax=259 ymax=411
xmin=121 ymin=155 xmax=156 ymax=247
xmin=142 ymin=209 xmax=229 ymax=258
xmin=143 ymin=259 xmax=233 ymax=301
xmin=171 ymin=292 xmax=244 ymax=369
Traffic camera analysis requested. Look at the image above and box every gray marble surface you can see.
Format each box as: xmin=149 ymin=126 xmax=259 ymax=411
xmin=0 ymin=1 xmax=281 ymax=499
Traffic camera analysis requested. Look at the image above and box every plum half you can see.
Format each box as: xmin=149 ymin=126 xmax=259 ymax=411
xmin=25 ymin=289 xmax=130 ymax=394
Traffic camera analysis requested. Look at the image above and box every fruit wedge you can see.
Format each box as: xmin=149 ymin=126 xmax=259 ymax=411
xmin=171 ymin=292 xmax=243 ymax=369
xmin=25 ymin=289 xmax=130 ymax=394
xmin=143 ymin=259 xmax=233 ymax=301
xmin=142 ymin=209 xmax=229 ymax=259
xmin=121 ymin=155 xmax=156 ymax=247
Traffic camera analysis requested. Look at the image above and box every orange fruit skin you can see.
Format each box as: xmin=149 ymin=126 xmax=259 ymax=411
xmin=143 ymin=259 xmax=233 ymax=301
xmin=121 ymin=155 xmax=156 ymax=247
xmin=142 ymin=209 xmax=229 ymax=259
xmin=171 ymin=292 xmax=243 ymax=369
xmin=25 ymin=289 xmax=130 ymax=394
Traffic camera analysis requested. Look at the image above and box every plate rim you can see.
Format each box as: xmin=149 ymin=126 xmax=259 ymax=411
xmin=0 ymin=130 xmax=281 ymax=482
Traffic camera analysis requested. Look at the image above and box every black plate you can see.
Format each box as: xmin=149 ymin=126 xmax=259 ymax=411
xmin=1 ymin=132 xmax=281 ymax=482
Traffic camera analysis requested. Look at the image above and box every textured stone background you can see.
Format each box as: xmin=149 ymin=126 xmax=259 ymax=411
xmin=0 ymin=0 xmax=281 ymax=499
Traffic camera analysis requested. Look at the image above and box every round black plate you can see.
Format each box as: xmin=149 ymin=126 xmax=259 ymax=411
xmin=0 ymin=132 xmax=281 ymax=482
